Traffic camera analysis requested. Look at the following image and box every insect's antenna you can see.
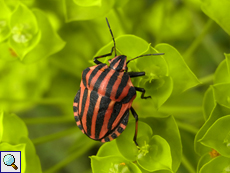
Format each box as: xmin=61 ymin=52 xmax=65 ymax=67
xmin=126 ymin=53 xmax=164 ymax=64
xmin=106 ymin=18 xmax=117 ymax=56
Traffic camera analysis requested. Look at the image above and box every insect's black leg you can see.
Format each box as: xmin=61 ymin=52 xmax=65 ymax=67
xmin=93 ymin=46 xmax=114 ymax=64
xmin=128 ymin=72 xmax=151 ymax=99
xmin=130 ymin=107 xmax=138 ymax=146
xmin=135 ymin=87 xmax=151 ymax=99
xmin=128 ymin=72 xmax=145 ymax=78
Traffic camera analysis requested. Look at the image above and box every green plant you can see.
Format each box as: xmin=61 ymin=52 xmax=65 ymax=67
xmin=1 ymin=0 xmax=230 ymax=173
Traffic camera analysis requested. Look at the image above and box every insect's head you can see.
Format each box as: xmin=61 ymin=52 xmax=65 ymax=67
xmin=108 ymin=55 xmax=127 ymax=71
xmin=105 ymin=18 xmax=164 ymax=72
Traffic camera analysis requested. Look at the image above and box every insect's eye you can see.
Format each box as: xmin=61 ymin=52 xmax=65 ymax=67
xmin=108 ymin=59 xmax=112 ymax=62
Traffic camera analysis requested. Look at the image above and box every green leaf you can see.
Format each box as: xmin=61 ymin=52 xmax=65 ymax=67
xmin=116 ymin=121 xmax=152 ymax=161
xmin=97 ymin=140 xmax=121 ymax=157
xmin=0 ymin=142 xmax=26 ymax=173
xmin=213 ymin=83 xmax=230 ymax=108
xmin=199 ymin=156 xmax=230 ymax=173
xmin=199 ymin=115 xmax=230 ymax=158
xmin=73 ymin=0 xmax=101 ymax=7
xmin=0 ymin=111 xmax=28 ymax=144
xmin=0 ymin=0 xmax=11 ymax=42
xmin=201 ymin=0 xmax=230 ymax=36
xmin=95 ymin=35 xmax=150 ymax=64
xmin=197 ymin=153 xmax=212 ymax=173
xmin=114 ymin=35 xmax=150 ymax=60
xmin=19 ymin=137 xmax=42 ymax=173
xmin=137 ymin=135 xmax=172 ymax=172
xmin=203 ymin=86 xmax=216 ymax=120
xmin=0 ymin=139 xmax=42 ymax=173
xmin=64 ymin=0 xmax=115 ymax=21
xmin=135 ymin=46 xmax=171 ymax=109
xmin=141 ymin=116 xmax=182 ymax=172
xmin=20 ymin=9 xmax=66 ymax=63
xmin=195 ymin=103 xmax=230 ymax=155
xmin=0 ymin=111 xmax=42 ymax=172
xmin=139 ymin=166 xmax=173 ymax=173
xmin=136 ymin=121 xmax=153 ymax=146
xmin=136 ymin=46 xmax=168 ymax=78
xmin=155 ymin=43 xmax=200 ymax=95
xmin=196 ymin=83 xmax=230 ymax=156
xmin=0 ymin=42 xmax=19 ymax=61
xmin=195 ymin=83 xmax=230 ymax=155
xmin=214 ymin=54 xmax=230 ymax=84
xmin=91 ymin=156 xmax=142 ymax=173
xmin=9 ymin=3 xmax=40 ymax=59
xmin=141 ymin=76 xmax=173 ymax=109
xmin=9 ymin=3 xmax=38 ymax=33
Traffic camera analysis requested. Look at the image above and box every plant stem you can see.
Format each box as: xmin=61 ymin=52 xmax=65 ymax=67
xmin=0 ymin=97 xmax=70 ymax=105
xmin=43 ymin=141 xmax=97 ymax=173
xmin=182 ymin=155 xmax=196 ymax=173
xmin=176 ymin=121 xmax=199 ymax=134
xmin=160 ymin=106 xmax=202 ymax=114
xmin=23 ymin=116 xmax=73 ymax=124
xmin=32 ymin=127 xmax=77 ymax=145
xmin=199 ymin=74 xmax=213 ymax=85
xmin=184 ymin=19 xmax=214 ymax=59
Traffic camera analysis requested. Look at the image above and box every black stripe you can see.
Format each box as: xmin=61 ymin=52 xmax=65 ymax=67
xmin=107 ymin=102 xmax=122 ymax=131
xmin=95 ymin=96 xmax=111 ymax=139
xmin=88 ymin=64 xmax=106 ymax=87
xmin=74 ymin=116 xmax=79 ymax=122
xmin=86 ymin=90 xmax=99 ymax=137
xmin=115 ymin=73 xmax=129 ymax=99
xmin=110 ymin=56 xmax=120 ymax=67
xmin=82 ymin=68 xmax=90 ymax=87
xmin=73 ymin=90 xmax=80 ymax=114
xmin=103 ymin=108 xmax=129 ymax=140
xmin=80 ymin=88 xmax=88 ymax=119
xmin=105 ymin=71 xmax=119 ymax=97
xmin=74 ymin=89 xmax=80 ymax=103
xmin=104 ymin=137 xmax=110 ymax=142
xmin=93 ymin=68 xmax=110 ymax=91
xmin=111 ymin=133 xmax=117 ymax=139
xmin=121 ymin=109 xmax=129 ymax=125
xmin=110 ymin=55 xmax=126 ymax=71
xmin=121 ymin=87 xmax=136 ymax=103
xmin=117 ymin=126 xmax=124 ymax=133
xmin=73 ymin=106 xmax=78 ymax=112
xmin=116 ymin=57 xmax=125 ymax=71
xmin=78 ymin=124 xmax=83 ymax=130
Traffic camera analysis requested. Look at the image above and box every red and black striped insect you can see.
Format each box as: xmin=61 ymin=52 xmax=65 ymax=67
xmin=73 ymin=18 xmax=164 ymax=145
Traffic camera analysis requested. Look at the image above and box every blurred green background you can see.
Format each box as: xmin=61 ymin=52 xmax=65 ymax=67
xmin=1 ymin=0 xmax=230 ymax=172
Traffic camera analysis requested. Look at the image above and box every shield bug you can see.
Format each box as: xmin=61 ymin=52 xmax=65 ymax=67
xmin=73 ymin=18 xmax=164 ymax=145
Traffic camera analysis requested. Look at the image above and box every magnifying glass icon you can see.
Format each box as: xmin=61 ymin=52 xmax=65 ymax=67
xmin=3 ymin=154 xmax=18 ymax=170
